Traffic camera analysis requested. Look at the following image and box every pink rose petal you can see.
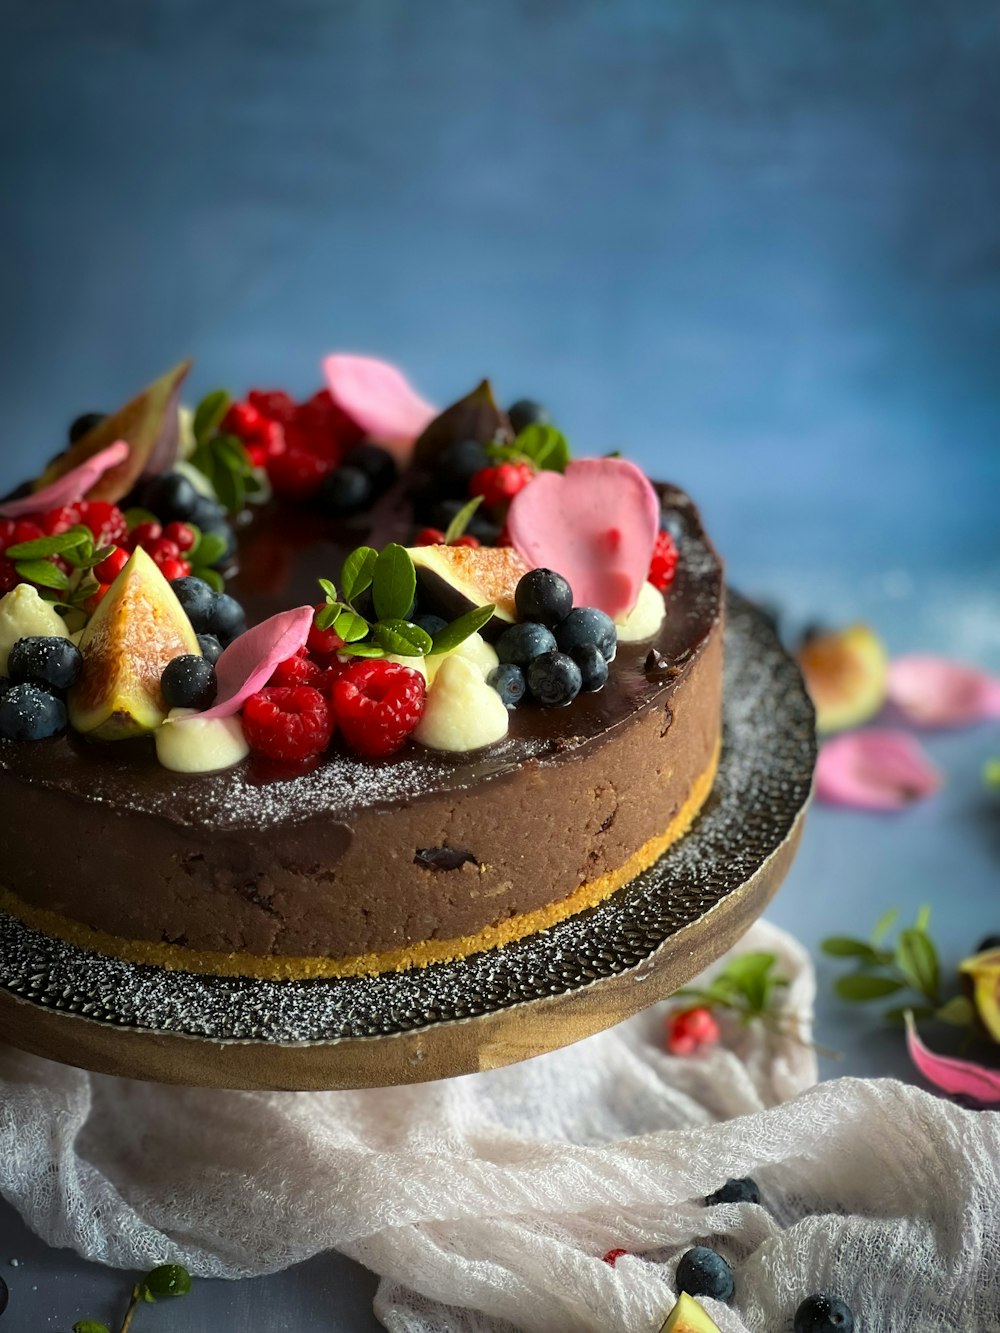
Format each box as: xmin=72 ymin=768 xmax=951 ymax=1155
xmin=905 ymin=1012 xmax=1000 ymax=1104
xmin=888 ymin=654 xmax=1000 ymax=728
xmin=187 ymin=606 xmax=315 ymax=721
xmin=507 ymin=458 xmax=660 ymax=619
xmin=0 ymin=441 xmax=130 ymax=518
xmin=323 ymin=354 xmax=436 ymax=459
xmin=815 ymin=729 xmax=942 ymax=811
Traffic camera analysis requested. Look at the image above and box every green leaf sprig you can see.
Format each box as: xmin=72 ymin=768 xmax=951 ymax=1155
xmin=487 ymin=422 xmax=570 ymax=474
xmin=315 ymin=543 xmax=495 ymax=659
xmin=73 ymin=1263 xmax=192 ymax=1333
xmin=674 ymin=951 xmax=790 ymax=1024
xmin=5 ymin=525 xmax=115 ymax=605
xmin=188 ymin=389 xmax=263 ymax=516
xmin=822 ymin=906 xmax=975 ymax=1028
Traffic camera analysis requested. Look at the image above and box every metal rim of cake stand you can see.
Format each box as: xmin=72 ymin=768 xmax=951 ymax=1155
xmin=0 ymin=593 xmax=816 ymax=1089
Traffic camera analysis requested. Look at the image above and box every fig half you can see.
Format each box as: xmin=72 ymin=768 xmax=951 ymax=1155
xmin=796 ymin=624 xmax=888 ymax=733
xmin=659 ymin=1293 xmax=722 ymax=1333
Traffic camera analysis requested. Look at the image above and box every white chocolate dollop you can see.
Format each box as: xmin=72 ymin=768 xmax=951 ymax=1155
xmin=615 ymin=580 xmax=666 ymax=643
xmin=425 ymin=630 xmax=499 ymax=685
xmin=0 ymin=584 xmax=71 ymax=674
xmin=414 ymin=654 xmax=509 ymax=752
xmin=155 ymin=708 xmax=250 ymax=773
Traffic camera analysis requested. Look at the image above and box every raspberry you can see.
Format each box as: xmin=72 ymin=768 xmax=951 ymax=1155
xmin=648 ymin=529 xmax=679 ymax=592
xmin=76 ymin=501 xmax=128 ymax=547
xmin=286 ymin=389 xmax=362 ymax=462
xmin=163 ymin=521 xmax=197 ymax=552
xmin=332 ymin=659 xmax=426 ymax=758
xmin=268 ymin=653 xmax=326 ymax=691
xmin=415 ymin=527 xmax=446 ymax=546
xmin=602 ymin=1249 xmax=628 ymax=1267
xmin=222 ymin=401 xmax=285 ymax=464
xmin=307 ymin=604 xmax=345 ymax=659
xmin=42 ymin=504 xmax=81 ymax=535
xmin=93 ymin=546 xmax=129 ymax=583
xmin=222 ymin=400 xmax=266 ymax=439
xmin=665 ymin=1006 xmax=720 ymax=1056
xmin=470 ymin=461 xmax=534 ymax=508
xmin=242 ymin=685 xmax=334 ymax=762
xmin=11 ymin=521 xmax=44 ymax=547
xmin=267 ymin=446 xmax=334 ymax=502
xmin=248 ymin=389 xmax=298 ymax=426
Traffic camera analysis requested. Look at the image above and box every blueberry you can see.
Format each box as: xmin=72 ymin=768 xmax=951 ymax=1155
xmin=0 ymin=1272 xmax=6 ymax=1315
xmin=0 ymin=676 xmax=12 ymax=698
xmin=7 ymin=636 xmax=82 ymax=692
xmin=571 ymin=643 xmax=608 ymax=692
xmin=508 ymin=399 xmax=549 ymax=434
xmin=487 ymin=662 xmax=526 ymax=710
xmin=208 ymin=593 xmax=247 ymax=646
xmin=0 ymin=682 xmax=67 ymax=741
xmin=466 ymin=513 xmax=502 ymax=546
xmin=141 ymin=471 xmax=201 ymax=523
xmin=440 ymin=439 xmax=489 ymax=485
xmin=526 ymin=650 xmax=582 ymax=707
xmin=705 ymin=1176 xmax=761 ymax=1207
xmin=793 ymin=1294 xmax=855 ymax=1333
xmin=976 ymin=934 xmax=1000 ymax=954
xmin=170 ymin=577 xmax=217 ymax=631
xmin=342 ymin=443 xmax=397 ymax=496
xmin=675 ymin=1246 xmax=735 ymax=1305
xmin=496 ymin=621 xmax=557 ymax=667
xmin=188 ymin=494 xmax=228 ymax=531
xmin=161 ymin=654 xmax=218 ymax=711
xmin=68 ymin=411 xmax=105 ymax=443
xmin=431 ymin=497 xmax=466 ymax=530
xmin=660 ymin=509 xmax=685 ymax=541
xmin=318 ymin=466 xmax=373 ymax=518
xmin=196 ymin=633 xmax=224 ymax=665
xmin=515 ymin=568 xmax=574 ymax=627
xmin=554 ymin=607 xmax=617 ymax=662
xmin=414 ymin=614 xmax=448 ymax=637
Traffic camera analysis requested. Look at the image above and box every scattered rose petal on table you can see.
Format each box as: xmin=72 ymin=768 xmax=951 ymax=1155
xmin=184 ymin=606 xmax=315 ymax=722
xmin=815 ymin=728 xmax=942 ymax=811
xmin=905 ymin=1012 xmax=1000 ymax=1104
xmin=323 ymin=354 xmax=436 ymax=456
xmin=887 ymin=654 xmax=1000 ymax=728
xmin=0 ymin=440 xmax=130 ymax=518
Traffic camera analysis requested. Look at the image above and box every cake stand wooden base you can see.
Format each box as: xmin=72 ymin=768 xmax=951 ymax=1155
xmin=0 ymin=595 xmax=816 ymax=1090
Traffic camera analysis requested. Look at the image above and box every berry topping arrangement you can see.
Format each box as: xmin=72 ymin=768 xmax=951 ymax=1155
xmin=0 ymin=354 xmax=686 ymax=773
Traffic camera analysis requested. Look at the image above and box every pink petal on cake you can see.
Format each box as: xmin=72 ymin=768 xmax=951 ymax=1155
xmin=0 ymin=440 xmax=130 ymax=518
xmin=323 ymin=354 xmax=436 ymax=457
xmin=815 ymin=729 xmax=942 ymax=811
xmin=888 ymin=654 xmax=1000 ymax=728
xmin=905 ymin=1012 xmax=1000 ymax=1104
xmin=191 ymin=606 xmax=315 ymax=721
xmin=507 ymin=458 xmax=660 ymax=619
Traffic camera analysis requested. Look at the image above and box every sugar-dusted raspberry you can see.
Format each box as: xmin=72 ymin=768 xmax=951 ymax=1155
xmin=76 ymin=501 xmax=129 ymax=548
xmin=93 ymin=546 xmax=129 ymax=584
xmin=242 ymin=685 xmax=334 ymax=762
xmin=332 ymin=659 xmax=426 ymax=758
xmin=267 ymin=446 xmax=334 ymax=502
xmin=648 ymin=529 xmax=679 ymax=592
xmin=268 ymin=653 xmax=326 ymax=691
xmin=42 ymin=504 xmax=82 ymax=536
xmin=470 ymin=461 xmax=534 ymax=508
xmin=248 ymin=388 xmax=297 ymax=426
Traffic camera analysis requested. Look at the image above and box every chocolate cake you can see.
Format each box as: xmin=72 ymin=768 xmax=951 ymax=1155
xmin=0 ymin=358 xmax=723 ymax=980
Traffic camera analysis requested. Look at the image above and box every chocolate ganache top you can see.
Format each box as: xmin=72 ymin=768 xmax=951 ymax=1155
xmin=0 ymin=484 xmax=722 ymax=831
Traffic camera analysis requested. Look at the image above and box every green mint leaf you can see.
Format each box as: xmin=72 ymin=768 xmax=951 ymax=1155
xmin=820 ymin=937 xmax=890 ymax=965
xmin=72 ymin=1322 xmax=111 ymax=1333
xmin=192 ymin=530 xmax=228 ymax=569
xmin=315 ymin=605 xmax=340 ymax=631
xmin=515 ymin=423 xmax=570 ymax=472
xmin=317 ymin=577 xmax=339 ymax=604
xmin=340 ymin=547 xmax=377 ymax=604
xmin=430 ymin=603 xmax=496 ymax=656
xmin=884 ymin=1003 xmax=936 ymax=1026
xmin=936 ymin=995 xmax=976 ymax=1027
xmin=5 ymin=530 xmax=90 ymax=560
xmin=196 ymin=567 xmax=225 ymax=592
xmin=333 ymin=609 xmax=370 ymax=643
xmin=140 ymin=1264 xmax=192 ymax=1301
xmin=339 ymin=641 xmax=386 ymax=658
xmin=373 ymin=619 xmax=433 ymax=657
xmin=193 ymin=389 xmax=232 ymax=445
xmin=372 ymin=544 xmax=416 ymax=621
xmin=834 ymin=973 xmax=906 ymax=1002
xmin=212 ymin=461 xmax=245 ymax=516
xmin=14 ymin=558 xmax=71 ymax=591
xmin=915 ymin=904 xmax=932 ymax=933
xmin=443 ymin=495 xmax=484 ymax=545
xmin=895 ymin=928 xmax=940 ymax=1003
xmin=870 ymin=907 xmax=900 ymax=945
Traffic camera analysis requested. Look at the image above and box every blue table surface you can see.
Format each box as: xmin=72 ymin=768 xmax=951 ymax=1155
xmin=1 ymin=1 xmax=997 ymax=1328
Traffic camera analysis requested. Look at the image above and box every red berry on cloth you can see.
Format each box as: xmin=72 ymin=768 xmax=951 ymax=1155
xmin=471 ymin=462 xmax=534 ymax=508
xmin=602 ymin=1249 xmax=628 ymax=1267
xmin=648 ymin=529 xmax=679 ymax=592
xmin=665 ymin=1007 xmax=720 ymax=1056
xmin=332 ymin=658 xmax=426 ymax=758
xmin=242 ymin=685 xmax=334 ymax=762
xmin=93 ymin=546 xmax=130 ymax=584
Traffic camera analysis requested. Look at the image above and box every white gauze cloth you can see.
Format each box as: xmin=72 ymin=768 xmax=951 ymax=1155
xmin=1 ymin=920 xmax=999 ymax=1333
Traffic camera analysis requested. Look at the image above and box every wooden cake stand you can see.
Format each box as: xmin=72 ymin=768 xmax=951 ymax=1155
xmin=0 ymin=594 xmax=815 ymax=1090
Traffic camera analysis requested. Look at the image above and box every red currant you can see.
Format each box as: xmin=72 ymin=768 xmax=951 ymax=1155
xmin=76 ymin=501 xmax=128 ymax=547
xmin=163 ymin=521 xmax=197 ymax=553
xmin=415 ymin=527 xmax=446 ymax=546
xmin=42 ymin=504 xmax=82 ymax=536
xmin=665 ymin=1006 xmax=720 ymax=1056
xmin=450 ymin=534 xmax=480 ymax=548
xmin=148 ymin=537 xmax=181 ymax=564
xmin=157 ymin=557 xmax=191 ymax=582
xmin=470 ymin=462 xmax=534 ymax=508
xmin=93 ymin=546 xmax=129 ymax=584
xmin=306 ymin=604 xmax=345 ymax=660
xmin=129 ymin=519 xmax=162 ymax=549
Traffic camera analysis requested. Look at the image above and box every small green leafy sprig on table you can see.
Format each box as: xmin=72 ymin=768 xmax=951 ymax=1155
xmin=5 ymin=526 xmax=115 ymax=608
xmin=674 ymin=952 xmax=791 ymax=1028
xmin=73 ymin=1263 xmax=192 ymax=1333
xmin=187 ymin=388 xmax=263 ymax=516
xmin=822 ymin=906 xmax=975 ymax=1028
xmin=315 ymin=542 xmax=495 ymax=659
xmin=487 ymin=422 xmax=571 ymax=473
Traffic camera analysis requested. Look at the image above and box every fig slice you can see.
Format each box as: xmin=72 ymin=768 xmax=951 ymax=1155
xmin=658 ymin=1293 xmax=722 ymax=1333
xmin=68 ymin=546 xmax=201 ymax=740
xmin=959 ymin=948 xmax=1000 ymax=1043
xmin=796 ymin=624 xmax=888 ymax=733
xmin=408 ymin=544 xmax=528 ymax=636
xmin=35 ymin=360 xmax=191 ymax=503
xmin=411 ymin=378 xmax=513 ymax=467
